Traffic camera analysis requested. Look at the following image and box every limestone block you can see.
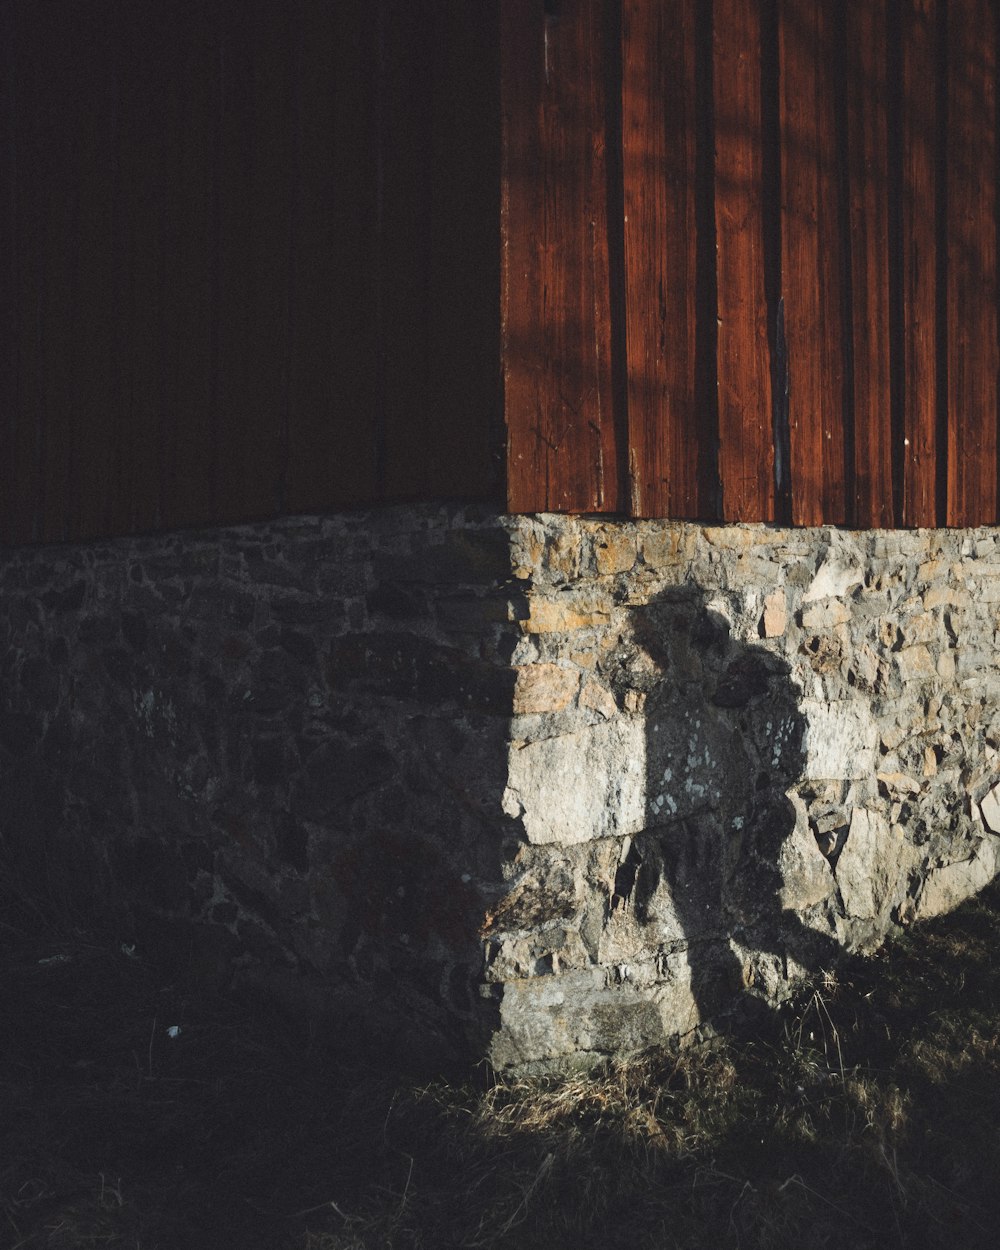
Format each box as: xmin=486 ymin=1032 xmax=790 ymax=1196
xmin=803 ymin=551 xmax=863 ymax=602
xmin=594 ymin=531 xmax=638 ymax=576
xmin=512 ymin=664 xmax=580 ymax=715
xmin=762 ymin=590 xmax=787 ymax=637
xmin=896 ymin=644 xmax=936 ymax=682
xmin=801 ymin=599 xmax=851 ymax=630
xmin=876 ymin=772 xmax=921 ymax=796
xmin=980 ymin=782 xmax=1000 ymax=832
xmin=776 ymin=796 xmax=837 ymax=912
xmin=579 ymin=679 xmax=618 ymax=719
xmin=638 ymin=528 xmax=684 ymax=572
xmin=801 ymin=699 xmax=878 ymax=780
xmin=922 ymin=584 xmax=969 ymax=611
xmin=520 ymin=594 xmax=611 ymax=634
xmin=916 ymin=839 xmax=1000 ymax=919
xmin=503 ymin=720 xmax=646 ymax=845
xmin=835 ymin=807 xmax=907 ymax=921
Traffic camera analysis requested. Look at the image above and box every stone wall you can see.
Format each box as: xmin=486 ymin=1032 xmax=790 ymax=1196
xmin=3 ymin=507 xmax=1000 ymax=1070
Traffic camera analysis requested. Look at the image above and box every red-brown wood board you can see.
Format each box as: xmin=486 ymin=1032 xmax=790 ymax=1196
xmin=621 ymin=0 xmax=702 ymax=519
xmin=713 ymin=0 xmax=775 ymax=523
xmin=847 ymin=0 xmax=894 ymax=528
xmin=778 ymin=0 xmax=847 ymax=527
xmin=501 ymin=0 xmax=621 ymax=514
xmin=900 ymin=0 xmax=939 ymax=528
xmin=945 ymin=0 xmax=998 ymax=528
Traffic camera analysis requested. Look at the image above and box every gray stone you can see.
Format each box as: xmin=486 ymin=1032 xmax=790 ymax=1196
xmin=7 ymin=505 xmax=1000 ymax=1073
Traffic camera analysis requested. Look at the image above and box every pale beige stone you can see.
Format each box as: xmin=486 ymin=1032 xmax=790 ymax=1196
xmin=896 ymin=644 xmax=935 ymax=681
xmin=937 ymin=651 xmax=956 ymax=681
xmin=639 ymin=529 xmax=681 ymax=570
xmin=980 ymin=782 xmax=1000 ymax=833
xmin=579 ymin=679 xmax=618 ymax=719
xmin=877 ymin=771 xmax=921 ymax=795
xmin=595 ymin=532 xmax=637 ymax=576
xmin=801 ymin=599 xmax=851 ymax=630
xmin=521 ymin=597 xmax=611 ymax=634
xmin=513 ymin=664 xmax=580 ymax=715
xmin=922 ymin=584 xmax=969 ymax=611
xmin=762 ymin=589 xmax=788 ymax=637
xmin=923 ymin=746 xmax=938 ymax=778
xmin=544 ymin=532 xmax=583 ymax=580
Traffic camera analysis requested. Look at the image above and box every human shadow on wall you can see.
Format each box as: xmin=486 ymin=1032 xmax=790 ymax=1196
xmin=605 ymin=583 xmax=842 ymax=1037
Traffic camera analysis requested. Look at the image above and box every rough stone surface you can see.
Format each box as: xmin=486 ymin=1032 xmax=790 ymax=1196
xmin=4 ymin=508 xmax=1000 ymax=1071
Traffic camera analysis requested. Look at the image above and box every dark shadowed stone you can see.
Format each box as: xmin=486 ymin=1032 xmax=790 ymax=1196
xmin=269 ymin=595 xmax=346 ymax=627
xmin=121 ymin=610 xmax=149 ymax=652
xmin=212 ymin=901 xmax=239 ymax=925
xmin=332 ymin=830 xmax=481 ymax=950
xmin=19 ymin=655 xmax=60 ymax=711
xmin=712 ymin=653 xmax=779 ymax=708
xmin=375 ymin=529 xmax=511 ymax=586
xmin=275 ymin=812 xmax=310 ymax=873
xmin=366 ymin=581 xmax=428 ymax=620
xmin=41 ymin=580 xmax=86 ymax=614
xmin=48 ymin=636 xmax=69 ymax=664
xmin=100 ymin=647 xmax=136 ymax=684
xmin=77 ymin=614 xmax=117 ymax=645
xmin=185 ymin=586 xmax=256 ymax=628
xmin=41 ymin=711 xmax=74 ymax=764
xmin=250 ymin=735 xmax=291 ymax=788
xmin=291 ymin=738 xmax=395 ymax=821
xmin=112 ymin=837 xmax=192 ymax=912
xmin=328 ymin=633 xmax=515 ymax=713
xmin=0 ymin=709 xmax=36 ymax=758
xmin=279 ymin=627 xmax=317 ymax=666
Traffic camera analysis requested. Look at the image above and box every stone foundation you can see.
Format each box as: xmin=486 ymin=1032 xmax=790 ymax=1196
xmin=3 ymin=507 xmax=1000 ymax=1069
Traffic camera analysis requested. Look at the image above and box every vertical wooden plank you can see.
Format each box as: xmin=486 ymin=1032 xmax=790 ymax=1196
xmin=714 ymin=0 xmax=774 ymax=522
xmin=946 ymin=0 xmax=998 ymax=527
xmin=0 ymin=0 xmax=23 ymax=544
xmin=900 ymin=0 xmax=938 ymax=528
xmin=778 ymin=0 xmax=847 ymax=526
xmin=212 ymin=0 xmax=293 ymax=527
xmin=33 ymin=3 xmax=78 ymax=543
xmin=67 ymin=0 xmax=122 ymax=540
xmin=285 ymin=0 xmax=379 ymax=514
xmin=156 ymin=0 xmax=222 ymax=530
xmin=379 ymin=0 xmax=433 ymax=500
xmin=502 ymin=0 xmax=620 ymax=514
xmin=621 ymin=0 xmax=701 ymax=518
xmin=424 ymin=0 xmax=503 ymax=501
xmin=846 ymin=0 xmax=894 ymax=527
xmin=117 ymin=0 xmax=170 ymax=537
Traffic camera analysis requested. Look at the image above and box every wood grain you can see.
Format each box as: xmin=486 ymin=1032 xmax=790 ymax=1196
xmin=778 ymin=0 xmax=847 ymax=526
xmin=946 ymin=0 xmax=998 ymax=526
xmin=847 ymin=0 xmax=894 ymax=527
xmin=502 ymin=0 xmax=620 ymax=514
xmin=621 ymin=0 xmax=701 ymax=518
xmin=714 ymin=0 xmax=774 ymax=522
xmin=900 ymin=0 xmax=938 ymax=527
xmin=285 ymin=0 xmax=379 ymax=514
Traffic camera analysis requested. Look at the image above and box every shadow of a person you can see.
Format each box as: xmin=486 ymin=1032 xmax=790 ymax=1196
xmin=603 ymin=584 xmax=842 ymax=1038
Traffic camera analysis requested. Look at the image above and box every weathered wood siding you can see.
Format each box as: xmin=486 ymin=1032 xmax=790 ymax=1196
xmin=502 ymin=0 xmax=1000 ymax=527
xmin=5 ymin=1 xmax=1000 ymax=539
xmin=1 ymin=0 xmax=502 ymax=545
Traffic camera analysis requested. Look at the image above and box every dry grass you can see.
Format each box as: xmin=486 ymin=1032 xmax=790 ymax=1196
xmin=5 ymin=874 xmax=1000 ymax=1249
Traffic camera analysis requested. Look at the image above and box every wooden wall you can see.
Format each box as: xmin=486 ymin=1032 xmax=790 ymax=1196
xmin=502 ymin=0 xmax=1000 ymax=527
xmin=5 ymin=0 xmax=999 ymax=542
xmin=1 ymin=0 xmax=502 ymax=545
